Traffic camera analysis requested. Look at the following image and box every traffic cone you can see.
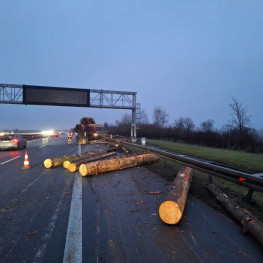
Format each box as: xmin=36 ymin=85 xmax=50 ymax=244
xmin=22 ymin=151 xmax=31 ymax=169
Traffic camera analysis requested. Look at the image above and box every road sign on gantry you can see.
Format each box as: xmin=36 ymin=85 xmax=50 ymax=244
xmin=23 ymin=85 xmax=90 ymax=107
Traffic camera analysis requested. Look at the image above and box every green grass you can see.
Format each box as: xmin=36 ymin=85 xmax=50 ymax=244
xmin=147 ymin=139 xmax=263 ymax=173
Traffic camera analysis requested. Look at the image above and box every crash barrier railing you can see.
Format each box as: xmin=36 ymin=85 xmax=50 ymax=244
xmin=121 ymin=141 xmax=263 ymax=201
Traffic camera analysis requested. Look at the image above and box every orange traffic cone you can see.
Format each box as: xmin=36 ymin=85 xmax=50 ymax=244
xmin=22 ymin=151 xmax=31 ymax=169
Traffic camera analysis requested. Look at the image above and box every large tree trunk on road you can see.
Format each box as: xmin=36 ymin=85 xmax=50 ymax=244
xmin=207 ymin=183 xmax=263 ymax=246
xmin=79 ymin=153 xmax=159 ymax=176
xmin=44 ymin=147 xmax=116 ymax=168
xmin=159 ymin=166 xmax=193 ymax=225
xmin=67 ymin=151 xmax=117 ymax=173
xmin=62 ymin=147 xmax=116 ymax=169
xmin=104 ymin=138 xmax=130 ymax=154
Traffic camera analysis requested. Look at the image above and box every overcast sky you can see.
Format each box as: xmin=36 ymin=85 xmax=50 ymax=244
xmin=0 ymin=0 xmax=262 ymax=130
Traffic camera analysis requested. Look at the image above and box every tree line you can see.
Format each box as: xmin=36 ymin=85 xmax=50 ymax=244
xmin=104 ymin=97 xmax=263 ymax=153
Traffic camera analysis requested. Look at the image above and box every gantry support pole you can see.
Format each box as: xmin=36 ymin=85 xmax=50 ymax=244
xmin=131 ymin=93 xmax=137 ymax=142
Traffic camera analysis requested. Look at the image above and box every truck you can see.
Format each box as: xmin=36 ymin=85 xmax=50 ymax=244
xmin=74 ymin=117 xmax=99 ymax=144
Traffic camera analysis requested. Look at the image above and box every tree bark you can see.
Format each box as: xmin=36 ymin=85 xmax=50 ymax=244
xmin=159 ymin=166 xmax=193 ymax=225
xmin=104 ymin=138 xmax=130 ymax=154
xmin=44 ymin=147 xmax=116 ymax=168
xmin=62 ymin=147 xmax=116 ymax=169
xmin=79 ymin=153 xmax=159 ymax=176
xmin=67 ymin=151 xmax=117 ymax=173
xmin=207 ymin=183 xmax=263 ymax=246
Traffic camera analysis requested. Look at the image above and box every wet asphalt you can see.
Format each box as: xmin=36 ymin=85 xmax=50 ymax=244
xmin=0 ymin=135 xmax=262 ymax=263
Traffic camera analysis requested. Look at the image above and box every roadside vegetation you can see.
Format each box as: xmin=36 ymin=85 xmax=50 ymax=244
xmin=107 ymin=97 xmax=263 ymax=154
xmin=146 ymin=139 xmax=263 ymax=173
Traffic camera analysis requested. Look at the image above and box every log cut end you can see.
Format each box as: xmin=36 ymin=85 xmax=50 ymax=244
xmin=44 ymin=159 xmax=53 ymax=168
xmin=79 ymin=164 xmax=88 ymax=176
xmin=159 ymin=201 xmax=182 ymax=225
xmin=63 ymin=160 xmax=71 ymax=169
xmin=68 ymin=163 xmax=77 ymax=173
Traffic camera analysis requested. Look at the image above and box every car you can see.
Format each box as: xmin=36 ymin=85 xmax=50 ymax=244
xmin=0 ymin=134 xmax=27 ymax=150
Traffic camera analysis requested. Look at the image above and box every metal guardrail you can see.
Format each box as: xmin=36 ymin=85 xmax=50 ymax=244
xmin=121 ymin=141 xmax=263 ymax=199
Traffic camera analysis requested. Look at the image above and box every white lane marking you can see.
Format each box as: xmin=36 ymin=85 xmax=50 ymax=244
xmin=63 ymin=174 xmax=82 ymax=263
xmin=33 ymin=189 xmax=67 ymax=263
xmin=0 ymin=156 xmax=21 ymax=165
xmin=22 ymin=171 xmax=46 ymax=193
xmin=39 ymin=145 xmax=47 ymax=149
xmin=27 ymin=138 xmax=42 ymax=143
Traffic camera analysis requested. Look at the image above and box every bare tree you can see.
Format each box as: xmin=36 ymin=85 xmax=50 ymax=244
xmin=175 ymin=117 xmax=195 ymax=132
xmin=258 ymin=129 xmax=263 ymax=140
xmin=229 ymin=97 xmax=251 ymax=132
xmin=119 ymin=113 xmax=131 ymax=126
xmin=140 ymin=109 xmax=149 ymax=124
xmin=103 ymin=122 xmax=110 ymax=129
xmin=200 ymin=119 xmax=214 ymax=132
xmin=153 ymin=107 xmax=168 ymax=127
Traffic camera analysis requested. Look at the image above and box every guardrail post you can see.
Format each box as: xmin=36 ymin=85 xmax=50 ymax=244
xmin=246 ymin=188 xmax=254 ymax=201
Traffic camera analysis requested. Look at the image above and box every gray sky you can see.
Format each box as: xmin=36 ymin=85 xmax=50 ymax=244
xmin=1 ymin=0 xmax=263 ymax=130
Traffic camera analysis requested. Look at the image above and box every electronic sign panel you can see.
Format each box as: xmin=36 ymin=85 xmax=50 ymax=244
xmin=23 ymin=85 xmax=90 ymax=107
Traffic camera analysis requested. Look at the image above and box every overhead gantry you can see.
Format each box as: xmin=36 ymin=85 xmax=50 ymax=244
xmin=0 ymin=83 xmax=140 ymax=140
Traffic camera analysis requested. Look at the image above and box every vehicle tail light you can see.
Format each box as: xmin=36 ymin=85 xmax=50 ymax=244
xmin=10 ymin=138 xmax=19 ymax=143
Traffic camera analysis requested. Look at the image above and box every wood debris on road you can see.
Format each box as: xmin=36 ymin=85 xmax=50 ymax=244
xmin=159 ymin=166 xmax=193 ymax=225
xmin=44 ymin=147 xmax=116 ymax=168
xmin=67 ymin=151 xmax=117 ymax=173
xmin=79 ymin=153 xmax=159 ymax=176
xmin=207 ymin=183 xmax=263 ymax=246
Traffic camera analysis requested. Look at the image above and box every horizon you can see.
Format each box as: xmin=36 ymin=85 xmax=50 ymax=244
xmin=1 ymin=1 xmax=263 ymax=130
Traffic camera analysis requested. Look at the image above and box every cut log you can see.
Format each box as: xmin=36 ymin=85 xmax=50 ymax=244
xmin=207 ymin=183 xmax=263 ymax=246
xmin=44 ymin=154 xmax=86 ymax=169
xmin=44 ymin=147 xmax=116 ymax=168
xmin=63 ymin=160 xmax=72 ymax=169
xmin=62 ymin=147 xmax=116 ymax=169
xmin=67 ymin=151 xmax=117 ymax=173
xmin=105 ymin=139 xmax=130 ymax=154
xmin=159 ymin=166 xmax=193 ymax=225
xmin=79 ymin=153 xmax=159 ymax=176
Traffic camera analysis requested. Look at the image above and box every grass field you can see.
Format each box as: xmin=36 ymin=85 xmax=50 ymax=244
xmin=147 ymin=139 xmax=263 ymax=173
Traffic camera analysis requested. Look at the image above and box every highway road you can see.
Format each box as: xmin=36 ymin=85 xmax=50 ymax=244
xmin=0 ymin=134 xmax=262 ymax=263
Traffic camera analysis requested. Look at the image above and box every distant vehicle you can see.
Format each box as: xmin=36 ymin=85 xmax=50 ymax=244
xmin=0 ymin=134 xmax=27 ymax=150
